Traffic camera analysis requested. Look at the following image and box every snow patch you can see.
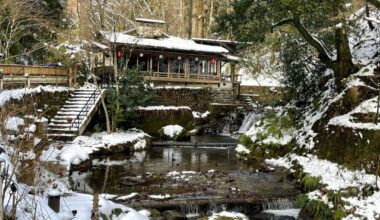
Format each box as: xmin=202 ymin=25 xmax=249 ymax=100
xmin=162 ymin=125 xmax=184 ymax=138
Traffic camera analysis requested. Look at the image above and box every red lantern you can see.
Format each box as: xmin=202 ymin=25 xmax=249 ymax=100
xmin=210 ymin=57 xmax=215 ymax=65
xmin=117 ymin=51 xmax=123 ymax=58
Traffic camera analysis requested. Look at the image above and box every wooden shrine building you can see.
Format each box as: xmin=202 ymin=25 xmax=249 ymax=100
xmin=93 ymin=18 xmax=240 ymax=90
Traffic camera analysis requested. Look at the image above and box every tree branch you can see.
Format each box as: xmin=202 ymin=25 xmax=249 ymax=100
xmin=272 ymin=18 xmax=334 ymax=68
xmin=366 ymin=0 xmax=380 ymax=9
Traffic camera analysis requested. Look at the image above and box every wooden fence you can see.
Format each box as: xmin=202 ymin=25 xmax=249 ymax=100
xmin=0 ymin=64 xmax=76 ymax=89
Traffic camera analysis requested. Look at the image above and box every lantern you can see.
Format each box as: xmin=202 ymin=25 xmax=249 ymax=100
xmin=210 ymin=57 xmax=215 ymax=65
xmin=117 ymin=51 xmax=123 ymax=58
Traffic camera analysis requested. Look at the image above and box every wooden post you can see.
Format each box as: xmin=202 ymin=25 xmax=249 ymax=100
xmin=185 ymin=58 xmax=189 ymax=78
xmin=168 ymin=59 xmax=171 ymax=78
xmin=0 ymin=69 xmax=3 ymax=91
xmin=68 ymin=67 xmax=73 ymax=88
xmin=25 ymin=73 xmax=30 ymax=88
xmin=150 ymin=56 xmax=153 ymax=76
xmin=231 ymin=63 xmax=236 ymax=84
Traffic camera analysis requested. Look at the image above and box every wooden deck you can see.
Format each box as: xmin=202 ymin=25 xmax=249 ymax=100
xmin=0 ymin=64 xmax=74 ymax=88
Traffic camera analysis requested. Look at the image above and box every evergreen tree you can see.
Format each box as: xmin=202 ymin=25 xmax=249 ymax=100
xmin=215 ymin=0 xmax=358 ymax=85
xmin=107 ymin=68 xmax=154 ymax=130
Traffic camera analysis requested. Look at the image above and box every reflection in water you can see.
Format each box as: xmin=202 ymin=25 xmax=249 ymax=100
xmin=70 ymin=146 xmax=253 ymax=194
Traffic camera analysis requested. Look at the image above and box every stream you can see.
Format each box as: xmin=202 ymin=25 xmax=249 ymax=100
xmin=69 ymin=135 xmax=301 ymax=219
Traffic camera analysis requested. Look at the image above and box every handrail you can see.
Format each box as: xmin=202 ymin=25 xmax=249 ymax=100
xmin=69 ymin=89 xmax=100 ymax=134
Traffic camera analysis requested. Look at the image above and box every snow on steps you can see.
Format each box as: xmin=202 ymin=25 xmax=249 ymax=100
xmin=48 ymin=88 xmax=105 ymax=140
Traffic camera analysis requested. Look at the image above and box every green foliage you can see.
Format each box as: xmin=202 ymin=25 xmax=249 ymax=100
xmin=281 ymin=37 xmax=328 ymax=104
xmin=295 ymin=194 xmax=310 ymax=208
xmin=303 ymin=199 xmax=333 ymax=219
xmin=109 ymin=208 xmax=123 ymax=219
xmin=215 ymin=0 xmax=349 ymax=43
xmin=255 ymin=110 xmax=294 ymax=142
xmin=44 ymin=46 xmax=73 ymax=66
xmin=0 ymin=0 xmax=71 ymax=63
xmin=300 ymin=175 xmax=322 ymax=192
xmin=107 ymin=68 xmax=154 ymax=128
xmin=239 ymin=135 xmax=253 ymax=147
xmin=328 ymin=191 xmax=344 ymax=208
xmin=333 ymin=208 xmax=347 ymax=220
xmin=100 ymin=212 xmax=109 ymax=220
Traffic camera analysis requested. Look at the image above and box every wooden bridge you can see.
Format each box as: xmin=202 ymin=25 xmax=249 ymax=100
xmin=0 ymin=64 xmax=76 ymax=89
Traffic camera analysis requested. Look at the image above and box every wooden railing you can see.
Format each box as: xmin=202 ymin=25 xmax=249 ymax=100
xmin=143 ymin=71 xmax=221 ymax=83
xmin=0 ymin=64 xmax=68 ymax=76
xmin=0 ymin=64 xmax=74 ymax=89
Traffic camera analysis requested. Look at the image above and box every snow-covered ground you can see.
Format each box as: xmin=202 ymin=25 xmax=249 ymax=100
xmin=329 ymin=95 xmax=380 ymax=130
xmin=0 ymin=85 xmax=69 ymax=107
xmin=0 ymin=140 xmax=148 ymax=220
xmin=266 ymin=154 xmax=380 ymax=220
xmin=40 ymin=130 xmax=149 ymax=169
xmin=18 ymin=192 xmax=149 ymax=220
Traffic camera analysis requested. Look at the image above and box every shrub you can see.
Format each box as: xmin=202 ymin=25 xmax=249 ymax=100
xmin=110 ymin=208 xmax=123 ymax=219
xmin=295 ymin=194 xmax=310 ymax=208
xmin=239 ymin=135 xmax=253 ymax=147
xmin=303 ymin=199 xmax=333 ymax=219
xmin=328 ymin=191 xmax=343 ymax=208
xmin=333 ymin=208 xmax=347 ymax=220
xmin=300 ymin=175 xmax=322 ymax=192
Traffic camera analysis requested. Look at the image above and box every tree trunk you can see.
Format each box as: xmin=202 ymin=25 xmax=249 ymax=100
xmin=188 ymin=0 xmax=193 ymax=39
xmin=101 ymin=97 xmax=111 ymax=134
xmin=335 ymin=23 xmax=358 ymax=83
xmin=273 ymin=18 xmax=357 ymax=85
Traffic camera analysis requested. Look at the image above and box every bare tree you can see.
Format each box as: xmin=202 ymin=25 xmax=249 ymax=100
xmin=0 ymin=0 xmax=47 ymax=59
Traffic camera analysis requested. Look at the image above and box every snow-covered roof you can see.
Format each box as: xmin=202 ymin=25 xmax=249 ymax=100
xmin=135 ymin=18 xmax=166 ymax=24
xmin=99 ymin=31 xmax=229 ymax=54
xmin=91 ymin=41 xmax=109 ymax=50
xmin=223 ymin=54 xmax=240 ymax=62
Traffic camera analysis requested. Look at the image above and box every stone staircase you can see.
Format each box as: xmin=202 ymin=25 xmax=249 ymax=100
xmin=47 ymin=88 xmax=105 ymax=139
xmin=211 ymin=89 xmax=238 ymax=105
xmin=239 ymin=94 xmax=258 ymax=109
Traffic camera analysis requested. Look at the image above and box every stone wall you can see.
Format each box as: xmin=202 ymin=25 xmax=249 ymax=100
xmin=152 ymin=87 xmax=241 ymax=111
xmin=152 ymin=88 xmax=213 ymax=111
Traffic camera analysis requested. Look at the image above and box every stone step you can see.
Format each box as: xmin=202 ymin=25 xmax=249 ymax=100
xmin=49 ymin=123 xmax=73 ymax=127
xmin=47 ymin=133 xmax=77 ymax=140
xmin=55 ymin=111 xmax=81 ymax=116
xmin=48 ymin=128 xmax=78 ymax=134
xmin=67 ymin=97 xmax=97 ymax=101
xmin=66 ymin=100 xmax=95 ymax=105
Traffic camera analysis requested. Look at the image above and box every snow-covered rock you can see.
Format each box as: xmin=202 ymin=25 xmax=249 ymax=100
xmin=40 ymin=130 xmax=149 ymax=170
xmin=162 ymin=125 xmax=184 ymax=138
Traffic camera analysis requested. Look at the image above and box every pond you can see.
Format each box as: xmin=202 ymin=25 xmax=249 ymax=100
xmin=69 ymin=135 xmax=300 ymax=219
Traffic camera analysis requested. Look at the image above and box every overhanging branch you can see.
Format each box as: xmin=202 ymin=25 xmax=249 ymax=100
xmin=366 ymin=0 xmax=380 ymax=9
xmin=272 ymin=18 xmax=334 ymax=68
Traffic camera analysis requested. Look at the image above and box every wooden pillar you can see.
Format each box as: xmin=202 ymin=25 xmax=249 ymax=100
xmin=217 ymin=60 xmax=221 ymax=80
xmin=0 ymin=69 xmax=3 ymax=90
xmin=185 ymin=58 xmax=188 ymax=78
xmin=231 ymin=63 xmax=236 ymax=84
xmin=68 ymin=67 xmax=72 ymax=88
xmin=25 ymin=73 xmax=30 ymax=88
xmin=167 ymin=59 xmax=171 ymax=78
xmin=150 ymin=56 xmax=153 ymax=76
